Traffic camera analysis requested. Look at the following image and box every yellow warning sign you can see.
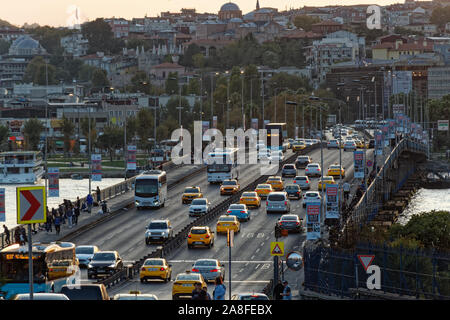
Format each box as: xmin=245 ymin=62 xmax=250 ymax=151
xmin=270 ymin=242 xmax=284 ymax=256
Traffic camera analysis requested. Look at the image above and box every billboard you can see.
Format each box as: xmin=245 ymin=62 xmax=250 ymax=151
xmin=91 ymin=154 xmax=102 ymax=181
xmin=325 ymin=184 xmax=339 ymax=219
xmin=127 ymin=145 xmax=137 ymax=170
xmin=393 ymin=71 xmax=412 ymax=95
xmin=48 ymin=167 xmax=60 ymax=197
xmin=354 ymin=150 xmax=364 ymax=178
xmin=306 ymin=202 xmax=321 ymax=240
xmin=0 ymin=188 xmax=4 ymax=222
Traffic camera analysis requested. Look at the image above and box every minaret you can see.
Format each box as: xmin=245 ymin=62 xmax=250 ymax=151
xmin=256 ymin=0 xmax=260 ymax=10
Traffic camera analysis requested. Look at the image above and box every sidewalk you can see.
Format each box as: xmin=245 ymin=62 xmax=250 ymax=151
xmin=24 ymin=164 xmax=204 ymax=245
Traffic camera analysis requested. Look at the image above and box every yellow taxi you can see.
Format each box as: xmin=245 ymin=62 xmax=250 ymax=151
xmin=220 ymin=179 xmax=240 ymax=195
xmin=172 ymin=271 xmax=207 ymax=300
xmin=140 ymin=258 xmax=172 ymax=283
xmin=216 ymin=215 xmax=240 ymax=234
xmin=239 ymin=191 xmax=261 ymax=208
xmin=266 ymin=176 xmax=284 ymax=191
xmin=355 ymin=140 xmax=368 ymax=149
xmin=318 ymin=176 xmax=336 ymax=191
xmin=292 ymin=142 xmax=306 ymax=152
xmin=327 ymin=164 xmax=345 ymax=179
xmin=187 ymin=226 xmax=215 ymax=249
xmin=182 ymin=186 xmax=203 ymax=204
xmin=47 ymin=259 xmax=79 ymax=280
xmin=255 ymin=184 xmax=273 ymax=198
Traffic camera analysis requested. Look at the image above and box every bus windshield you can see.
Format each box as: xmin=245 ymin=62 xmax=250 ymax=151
xmin=135 ymin=179 xmax=158 ymax=197
xmin=0 ymin=253 xmax=46 ymax=283
xmin=207 ymin=164 xmax=231 ymax=173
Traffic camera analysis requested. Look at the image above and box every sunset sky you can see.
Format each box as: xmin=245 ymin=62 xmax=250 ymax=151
xmin=1 ymin=0 xmax=401 ymax=27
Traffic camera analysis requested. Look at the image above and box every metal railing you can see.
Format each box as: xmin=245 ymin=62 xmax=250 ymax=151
xmin=96 ymin=144 xmax=322 ymax=289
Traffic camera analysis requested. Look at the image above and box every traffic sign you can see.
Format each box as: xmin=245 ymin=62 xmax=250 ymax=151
xmin=357 ymin=255 xmax=375 ymax=271
xmin=366 ymin=160 xmax=373 ymax=167
xmin=17 ymin=186 xmax=46 ymax=224
xmin=270 ymin=242 xmax=284 ymax=256
xmin=227 ymin=229 xmax=234 ymax=247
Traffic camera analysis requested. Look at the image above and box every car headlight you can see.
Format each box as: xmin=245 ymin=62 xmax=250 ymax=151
xmin=135 ymin=200 xmax=140 ymax=205
xmin=108 ymin=264 xmax=116 ymax=268
xmin=87 ymin=264 xmax=93 ymax=269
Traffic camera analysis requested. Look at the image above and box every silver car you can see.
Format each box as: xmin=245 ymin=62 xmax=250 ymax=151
xmin=302 ymin=191 xmax=322 ymax=208
xmin=293 ymin=175 xmax=310 ymax=190
xmin=189 ymin=198 xmax=210 ymax=217
xmin=145 ymin=220 xmax=173 ymax=244
xmin=191 ymin=259 xmax=225 ymax=282
xmin=266 ymin=192 xmax=290 ymax=214
xmin=281 ymin=164 xmax=297 ymax=177
xmin=75 ymin=245 xmax=100 ymax=268
xmin=305 ymin=163 xmax=322 ymax=177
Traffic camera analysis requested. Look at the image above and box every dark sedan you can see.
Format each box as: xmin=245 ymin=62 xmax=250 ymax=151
xmin=87 ymin=251 xmax=123 ymax=279
xmin=277 ymin=214 xmax=302 ymax=233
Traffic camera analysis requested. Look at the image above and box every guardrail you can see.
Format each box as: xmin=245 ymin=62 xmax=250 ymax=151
xmin=347 ymin=138 xmax=427 ymax=229
xmin=96 ymin=144 xmax=322 ymax=290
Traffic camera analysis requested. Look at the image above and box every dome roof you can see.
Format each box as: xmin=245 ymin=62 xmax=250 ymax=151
xmin=229 ymin=17 xmax=243 ymax=23
xmin=220 ymin=2 xmax=240 ymax=11
xmin=11 ymin=36 xmax=40 ymax=50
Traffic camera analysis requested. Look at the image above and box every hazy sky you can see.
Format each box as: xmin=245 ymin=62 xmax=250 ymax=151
xmin=2 ymin=0 xmax=399 ymax=27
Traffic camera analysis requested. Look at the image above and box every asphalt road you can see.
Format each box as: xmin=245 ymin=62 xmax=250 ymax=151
xmin=91 ymin=144 xmax=374 ymax=299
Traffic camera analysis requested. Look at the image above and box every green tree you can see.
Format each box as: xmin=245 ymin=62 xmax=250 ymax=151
xmin=180 ymin=43 xmax=201 ymax=67
xmin=61 ymin=116 xmax=75 ymax=156
xmin=23 ymin=56 xmax=57 ymax=85
xmin=129 ymin=71 xmax=151 ymax=94
xmin=23 ymin=118 xmax=44 ymax=151
xmin=427 ymin=95 xmax=450 ymax=151
xmin=26 ymin=25 xmax=75 ymax=54
xmin=0 ymin=39 xmax=10 ymax=55
xmin=81 ymin=18 xmax=114 ymax=54
xmin=292 ymin=15 xmax=321 ymax=31
xmin=192 ymin=53 xmax=205 ymax=69
xmin=165 ymin=72 xmax=179 ymax=94
xmin=98 ymin=125 xmax=124 ymax=161
xmin=136 ymin=108 xmax=154 ymax=151
xmin=430 ymin=5 xmax=450 ymax=29
xmin=91 ymin=68 xmax=110 ymax=89
xmin=0 ymin=124 xmax=9 ymax=151
xmin=125 ymin=116 xmax=137 ymax=143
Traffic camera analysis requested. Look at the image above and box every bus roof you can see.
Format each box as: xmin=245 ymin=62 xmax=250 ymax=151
xmin=136 ymin=170 xmax=166 ymax=179
xmin=265 ymin=123 xmax=287 ymax=126
xmin=0 ymin=242 xmax=75 ymax=254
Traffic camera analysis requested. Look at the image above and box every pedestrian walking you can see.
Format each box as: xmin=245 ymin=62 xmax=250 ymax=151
xmin=74 ymin=205 xmax=80 ymax=225
xmin=14 ymin=228 xmax=20 ymax=244
xmin=76 ymin=196 xmax=81 ymax=210
xmin=273 ymin=279 xmax=284 ymax=300
xmin=46 ymin=212 xmax=54 ymax=233
xmin=3 ymin=225 xmax=10 ymax=245
xmin=191 ymin=282 xmax=207 ymax=300
xmin=19 ymin=227 xmax=26 ymax=246
xmin=66 ymin=206 xmax=73 ymax=228
xmin=86 ymin=193 xmax=93 ymax=213
xmin=343 ymin=181 xmax=351 ymax=201
xmin=213 ymin=276 xmax=226 ymax=300
xmin=54 ymin=215 xmax=61 ymax=235
xmin=96 ymin=186 xmax=101 ymax=203
xmin=281 ymin=280 xmax=292 ymax=300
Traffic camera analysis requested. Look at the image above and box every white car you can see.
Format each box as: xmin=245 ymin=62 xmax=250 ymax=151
xmin=189 ymin=198 xmax=211 ymax=217
xmin=293 ymin=175 xmax=310 ymax=190
xmin=327 ymin=140 xmax=340 ymax=149
xmin=343 ymin=140 xmax=357 ymax=151
xmin=269 ymin=150 xmax=284 ymax=163
xmin=305 ymin=163 xmax=322 ymax=177
xmin=302 ymin=191 xmax=322 ymax=208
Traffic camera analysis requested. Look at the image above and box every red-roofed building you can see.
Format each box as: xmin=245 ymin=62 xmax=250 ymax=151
xmin=311 ymin=20 xmax=343 ymax=35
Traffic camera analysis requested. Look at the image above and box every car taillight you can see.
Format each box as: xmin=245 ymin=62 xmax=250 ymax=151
xmin=266 ymin=201 xmax=268 ymax=206
xmin=192 ymin=268 xmax=199 ymax=272
xmin=205 ymin=235 xmax=210 ymax=238
xmin=293 ymin=180 xmax=296 ymax=183
xmin=141 ymin=267 xmax=146 ymax=271
xmin=210 ymin=269 xmax=219 ymax=272
xmin=227 ymin=210 xmax=231 ymax=213
xmin=284 ymin=201 xmax=287 ymax=205
xmin=49 ymin=268 xmax=53 ymax=272
xmin=160 ymin=267 xmax=165 ymax=271
xmin=240 ymin=211 xmax=246 ymax=213
xmin=232 ymin=223 xmax=237 ymax=226
xmin=305 ymin=169 xmax=309 ymax=171
xmin=297 ymin=192 xmax=300 ymax=194
xmin=296 ymin=222 xmax=300 ymax=225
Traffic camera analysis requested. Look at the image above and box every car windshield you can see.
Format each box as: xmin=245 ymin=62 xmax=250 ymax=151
xmin=61 ymin=286 xmax=105 ymax=300
xmin=268 ymin=194 xmax=285 ymax=201
xmin=229 ymin=204 xmax=245 ymax=210
xmin=330 ymin=166 xmax=340 ymax=169
xmin=257 ymin=185 xmax=270 ymax=189
xmin=177 ymin=274 xmax=200 ymax=281
xmin=220 ymin=216 xmax=236 ymax=221
xmin=191 ymin=199 xmax=206 ymax=205
xmin=308 ymin=164 xmax=319 ymax=168
xmin=184 ymin=188 xmax=199 ymax=193
xmin=282 ymin=216 xmax=298 ymax=221
xmin=92 ymin=253 xmax=115 ymax=261
xmin=242 ymin=192 xmax=256 ymax=197
xmin=194 ymin=260 xmax=217 ymax=267
xmin=284 ymin=165 xmax=295 ymax=169
xmin=76 ymin=247 xmax=94 ymax=254
xmin=285 ymin=185 xmax=299 ymax=190
xmin=148 ymin=222 xmax=168 ymax=229
xmin=222 ymin=181 xmax=237 ymax=186
xmin=306 ymin=193 xmax=319 ymax=197
xmin=298 ymin=157 xmax=309 ymax=161
xmin=191 ymin=229 xmax=207 ymax=234
xmin=144 ymin=259 xmax=164 ymax=266
xmin=268 ymin=178 xmax=281 ymax=181
xmin=295 ymin=176 xmax=307 ymax=180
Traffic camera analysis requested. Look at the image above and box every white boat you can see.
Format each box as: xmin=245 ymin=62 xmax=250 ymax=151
xmin=0 ymin=151 xmax=44 ymax=184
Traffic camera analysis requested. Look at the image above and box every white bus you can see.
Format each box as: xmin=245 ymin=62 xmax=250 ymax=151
xmin=134 ymin=170 xmax=167 ymax=209
xmin=206 ymin=148 xmax=239 ymax=183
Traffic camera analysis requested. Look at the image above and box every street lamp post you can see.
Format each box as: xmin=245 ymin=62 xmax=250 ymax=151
xmin=241 ymin=70 xmax=245 ymax=129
